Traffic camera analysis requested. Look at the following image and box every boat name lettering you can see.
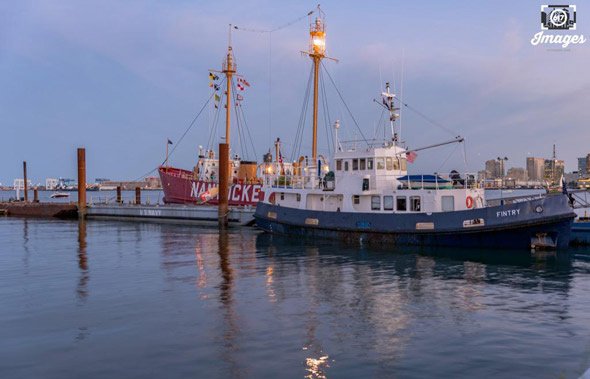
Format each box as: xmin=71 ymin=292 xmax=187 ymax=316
xmin=140 ymin=209 xmax=162 ymax=217
xmin=190 ymin=181 xmax=263 ymax=204
xmin=496 ymin=209 xmax=520 ymax=218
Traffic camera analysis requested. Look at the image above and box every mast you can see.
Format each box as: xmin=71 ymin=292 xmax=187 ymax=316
xmin=223 ymin=26 xmax=236 ymax=145
xmin=308 ymin=7 xmax=326 ymax=163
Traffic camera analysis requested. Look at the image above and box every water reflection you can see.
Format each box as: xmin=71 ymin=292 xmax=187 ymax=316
xmin=77 ymin=219 xmax=89 ymax=302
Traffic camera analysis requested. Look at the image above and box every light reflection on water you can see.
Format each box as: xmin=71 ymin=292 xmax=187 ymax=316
xmin=2 ymin=218 xmax=590 ymax=379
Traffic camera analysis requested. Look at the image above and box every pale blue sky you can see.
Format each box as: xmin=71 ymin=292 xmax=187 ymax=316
xmin=1 ymin=0 xmax=589 ymax=185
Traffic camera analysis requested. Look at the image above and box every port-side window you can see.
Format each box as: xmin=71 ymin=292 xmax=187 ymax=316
xmin=280 ymin=193 xmax=285 ymax=201
xmin=296 ymin=193 xmax=301 ymax=202
xmin=393 ymin=158 xmax=400 ymax=170
xmin=336 ymin=159 xmax=342 ymax=171
xmin=396 ymin=196 xmax=407 ymax=211
xmin=367 ymin=158 xmax=374 ymax=170
xmin=360 ymin=158 xmax=366 ymax=170
xmin=441 ymin=195 xmax=454 ymax=211
xmin=383 ymin=195 xmax=394 ymax=211
xmin=353 ymin=195 xmax=360 ymax=205
xmin=352 ymin=159 xmax=358 ymax=171
xmin=376 ymin=158 xmax=385 ymax=170
xmin=410 ymin=196 xmax=421 ymax=212
xmin=344 ymin=161 xmax=349 ymax=171
xmin=400 ymin=158 xmax=407 ymax=171
xmin=386 ymin=157 xmax=393 ymax=171
xmin=371 ymin=195 xmax=381 ymax=210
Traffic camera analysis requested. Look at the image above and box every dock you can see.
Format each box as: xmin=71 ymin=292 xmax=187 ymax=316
xmin=0 ymin=202 xmax=78 ymax=218
xmin=86 ymin=203 xmax=255 ymax=226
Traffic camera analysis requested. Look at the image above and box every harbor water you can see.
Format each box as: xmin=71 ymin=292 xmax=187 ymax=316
xmin=2 ymin=217 xmax=590 ymax=378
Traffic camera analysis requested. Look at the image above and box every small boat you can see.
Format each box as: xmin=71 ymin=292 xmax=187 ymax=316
xmin=50 ymin=192 xmax=70 ymax=199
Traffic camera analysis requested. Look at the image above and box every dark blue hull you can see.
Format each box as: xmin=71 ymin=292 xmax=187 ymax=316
xmin=571 ymin=221 xmax=590 ymax=246
xmin=254 ymin=195 xmax=575 ymax=250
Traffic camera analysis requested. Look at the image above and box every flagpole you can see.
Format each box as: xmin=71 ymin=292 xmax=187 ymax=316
xmin=165 ymin=139 xmax=169 ymax=169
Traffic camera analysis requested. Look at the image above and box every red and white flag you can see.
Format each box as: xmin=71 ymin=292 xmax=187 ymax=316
xmin=406 ymin=151 xmax=417 ymax=163
xmin=237 ymin=77 xmax=250 ymax=91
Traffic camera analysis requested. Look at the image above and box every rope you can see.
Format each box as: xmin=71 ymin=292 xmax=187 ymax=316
xmin=291 ymin=65 xmax=314 ymax=162
xmin=398 ymin=100 xmax=459 ymax=138
xmin=233 ymin=10 xmax=313 ymax=34
xmin=321 ymin=62 xmax=369 ymax=147
xmin=164 ymin=89 xmax=216 ymax=165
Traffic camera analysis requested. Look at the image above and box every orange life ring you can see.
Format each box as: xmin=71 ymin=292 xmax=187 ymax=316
xmin=466 ymin=196 xmax=474 ymax=209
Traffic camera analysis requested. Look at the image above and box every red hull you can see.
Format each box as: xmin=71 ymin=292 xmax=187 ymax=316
xmin=158 ymin=167 xmax=264 ymax=206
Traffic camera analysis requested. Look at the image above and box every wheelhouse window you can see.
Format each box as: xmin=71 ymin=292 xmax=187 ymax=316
xmin=371 ymin=196 xmax=381 ymax=210
xmin=344 ymin=161 xmax=349 ymax=171
xmin=352 ymin=159 xmax=359 ymax=171
xmin=359 ymin=158 xmax=366 ymax=170
xmin=400 ymin=158 xmax=407 ymax=171
xmin=383 ymin=196 xmax=394 ymax=211
xmin=410 ymin=196 xmax=421 ymax=212
xmin=386 ymin=157 xmax=393 ymax=171
xmin=353 ymin=195 xmax=360 ymax=205
xmin=336 ymin=159 xmax=342 ymax=171
xmin=393 ymin=158 xmax=400 ymax=170
xmin=367 ymin=158 xmax=374 ymax=170
xmin=376 ymin=158 xmax=385 ymax=170
xmin=396 ymin=196 xmax=407 ymax=211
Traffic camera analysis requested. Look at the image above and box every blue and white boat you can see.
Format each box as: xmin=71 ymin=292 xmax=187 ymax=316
xmin=253 ymin=10 xmax=575 ymax=250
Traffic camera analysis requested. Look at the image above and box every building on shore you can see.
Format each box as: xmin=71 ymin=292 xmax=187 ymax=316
xmin=506 ymin=167 xmax=527 ymax=181
xmin=526 ymin=157 xmax=545 ymax=182
xmin=484 ymin=159 xmax=505 ymax=179
xmin=577 ymin=153 xmax=590 ymax=178
xmin=98 ymin=176 xmax=161 ymax=190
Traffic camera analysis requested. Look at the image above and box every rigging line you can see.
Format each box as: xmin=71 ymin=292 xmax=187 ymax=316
xmin=163 ymin=88 xmax=217 ymax=165
xmin=319 ymin=68 xmax=333 ymax=157
xmin=230 ymin=80 xmax=246 ymax=159
xmin=291 ymin=65 xmax=313 ymax=161
xmin=206 ymin=79 xmax=225 ymax=153
xmin=237 ymin=100 xmax=259 ymax=161
xmin=398 ymin=100 xmax=460 ymax=138
xmin=296 ymin=65 xmax=314 ymax=160
xmin=321 ymin=61 xmax=369 ymax=147
xmin=233 ymin=9 xmax=313 ymax=34
xmin=436 ymin=143 xmax=460 ymax=173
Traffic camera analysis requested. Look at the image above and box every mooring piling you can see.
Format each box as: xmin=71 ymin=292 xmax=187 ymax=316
xmin=218 ymin=143 xmax=229 ymax=229
xmin=135 ymin=187 xmax=141 ymax=205
xmin=23 ymin=161 xmax=28 ymax=202
xmin=77 ymin=148 xmax=86 ymax=218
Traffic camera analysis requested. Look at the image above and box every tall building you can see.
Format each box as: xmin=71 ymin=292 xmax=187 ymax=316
xmin=578 ymin=157 xmax=587 ymax=177
xmin=526 ymin=157 xmax=545 ymax=181
xmin=587 ymin=153 xmax=590 ymax=177
xmin=544 ymin=159 xmax=565 ymax=185
xmin=485 ymin=160 xmax=503 ymax=179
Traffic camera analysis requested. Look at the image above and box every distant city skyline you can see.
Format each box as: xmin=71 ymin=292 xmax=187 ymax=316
xmin=1 ymin=1 xmax=589 ymax=185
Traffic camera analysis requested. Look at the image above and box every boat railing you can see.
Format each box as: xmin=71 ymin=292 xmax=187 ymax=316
xmin=396 ymin=173 xmax=481 ymax=190
xmin=485 ymin=193 xmax=546 ymax=207
xmin=263 ymin=172 xmax=330 ymax=191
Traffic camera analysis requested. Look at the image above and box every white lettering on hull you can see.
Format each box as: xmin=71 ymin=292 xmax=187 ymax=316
xmin=496 ymin=209 xmax=520 ymax=218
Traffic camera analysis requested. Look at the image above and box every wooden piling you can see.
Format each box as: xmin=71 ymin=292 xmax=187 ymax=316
xmin=77 ymin=148 xmax=86 ymax=218
xmin=23 ymin=161 xmax=28 ymax=202
xmin=135 ymin=187 xmax=141 ymax=205
xmin=116 ymin=186 xmax=122 ymax=204
xmin=33 ymin=188 xmax=39 ymax=203
xmin=218 ymin=143 xmax=229 ymax=229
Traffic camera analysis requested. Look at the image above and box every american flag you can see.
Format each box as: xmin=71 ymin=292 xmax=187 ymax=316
xmin=406 ymin=151 xmax=417 ymax=163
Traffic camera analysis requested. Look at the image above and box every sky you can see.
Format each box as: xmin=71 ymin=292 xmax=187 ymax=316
xmin=1 ymin=0 xmax=589 ymax=185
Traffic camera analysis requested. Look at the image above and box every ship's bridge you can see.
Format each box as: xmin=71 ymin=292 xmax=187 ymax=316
xmin=333 ymin=141 xmax=408 ymax=194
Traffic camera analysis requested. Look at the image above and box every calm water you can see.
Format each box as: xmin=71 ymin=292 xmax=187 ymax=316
xmin=2 ymin=217 xmax=590 ymax=378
